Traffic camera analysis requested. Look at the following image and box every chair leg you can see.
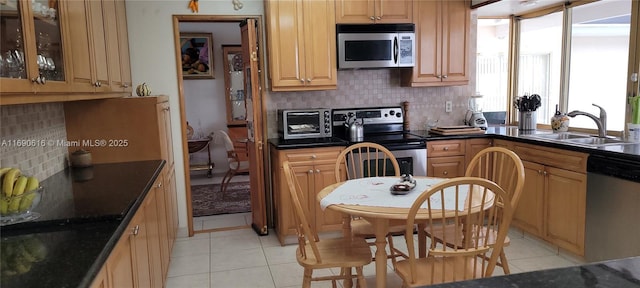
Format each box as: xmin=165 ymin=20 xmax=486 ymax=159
xmin=344 ymin=267 xmax=353 ymax=288
xmin=219 ymin=169 xmax=234 ymax=193
xmin=499 ymin=250 xmax=511 ymax=274
xmin=302 ymin=268 xmax=312 ymax=288
xmin=387 ymin=235 xmax=398 ymax=270
xmin=355 ymin=266 xmax=367 ymax=288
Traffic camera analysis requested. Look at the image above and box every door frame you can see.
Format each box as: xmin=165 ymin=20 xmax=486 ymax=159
xmin=171 ymin=15 xmax=267 ymax=237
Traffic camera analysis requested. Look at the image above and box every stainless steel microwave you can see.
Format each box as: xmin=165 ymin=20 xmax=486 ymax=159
xmin=337 ymin=24 xmax=415 ymax=69
xmin=278 ymin=109 xmax=332 ymax=140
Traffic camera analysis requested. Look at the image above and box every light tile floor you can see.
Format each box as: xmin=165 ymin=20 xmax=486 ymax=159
xmin=167 ymin=213 xmax=586 ymax=288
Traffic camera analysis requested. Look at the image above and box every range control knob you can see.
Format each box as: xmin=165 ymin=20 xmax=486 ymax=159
xmin=396 ymin=112 xmax=402 ymax=118
xmin=390 ymin=110 xmax=395 ymax=115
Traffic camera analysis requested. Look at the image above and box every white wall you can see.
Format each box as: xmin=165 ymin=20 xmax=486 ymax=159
xmin=125 ymin=0 xmax=264 ymax=229
xmin=180 ymin=22 xmax=241 ymax=174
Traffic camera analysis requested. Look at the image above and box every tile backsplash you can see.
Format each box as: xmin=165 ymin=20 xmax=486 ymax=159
xmin=0 ymin=103 xmax=68 ymax=180
xmin=266 ymin=69 xmax=476 ymax=138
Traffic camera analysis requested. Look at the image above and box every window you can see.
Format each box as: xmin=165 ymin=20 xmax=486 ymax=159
xmin=476 ymin=19 xmax=510 ymax=113
xmin=518 ymin=12 xmax=563 ymax=125
xmin=479 ymin=0 xmax=636 ymax=132
xmin=514 ymin=0 xmax=633 ymax=130
xmin=567 ymin=1 xmax=631 ymax=131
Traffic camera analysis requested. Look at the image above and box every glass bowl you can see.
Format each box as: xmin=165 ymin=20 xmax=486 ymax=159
xmin=0 ymin=186 xmax=43 ymax=226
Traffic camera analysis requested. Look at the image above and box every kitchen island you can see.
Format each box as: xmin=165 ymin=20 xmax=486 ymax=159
xmin=0 ymin=160 xmax=165 ymax=288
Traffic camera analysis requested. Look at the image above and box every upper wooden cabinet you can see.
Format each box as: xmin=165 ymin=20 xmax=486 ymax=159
xmin=0 ymin=0 xmax=131 ymax=104
xmin=66 ymin=0 xmax=131 ymax=93
xmin=265 ymin=0 xmax=337 ymax=91
xmin=335 ymin=0 xmax=413 ymax=24
xmin=401 ymin=0 xmax=470 ymax=87
xmin=0 ymin=0 xmax=70 ymax=93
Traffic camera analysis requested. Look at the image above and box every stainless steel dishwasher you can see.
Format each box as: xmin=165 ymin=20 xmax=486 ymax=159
xmin=585 ymin=154 xmax=640 ymax=262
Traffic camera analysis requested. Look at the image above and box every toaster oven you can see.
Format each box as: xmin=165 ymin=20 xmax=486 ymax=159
xmin=277 ymin=109 xmax=332 ymax=140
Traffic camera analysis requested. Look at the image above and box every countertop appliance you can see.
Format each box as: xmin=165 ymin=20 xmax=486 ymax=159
xmin=337 ymin=24 xmax=415 ymax=69
xmin=278 ymin=108 xmax=332 ymax=140
xmin=332 ymin=106 xmax=427 ymax=176
xmin=585 ymin=154 xmax=640 ymax=262
xmin=464 ymin=94 xmax=487 ymax=129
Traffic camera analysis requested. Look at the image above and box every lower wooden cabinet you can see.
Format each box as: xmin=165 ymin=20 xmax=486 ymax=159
xmin=497 ymin=140 xmax=587 ymax=256
xmin=90 ymin=174 xmax=176 ymax=288
xmin=270 ymin=145 xmax=344 ymax=245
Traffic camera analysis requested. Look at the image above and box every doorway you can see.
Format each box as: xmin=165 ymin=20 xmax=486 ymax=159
xmin=172 ymin=16 xmax=268 ymax=237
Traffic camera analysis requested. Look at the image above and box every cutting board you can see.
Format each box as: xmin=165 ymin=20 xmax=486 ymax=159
xmin=429 ymin=126 xmax=486 ymax=135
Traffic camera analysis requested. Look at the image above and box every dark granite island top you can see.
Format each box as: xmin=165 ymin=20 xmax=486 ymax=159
xmin=424 ymin=256 xmax=640 ymax=288
xmin=0 ymin=160 xmax=164 ymax=288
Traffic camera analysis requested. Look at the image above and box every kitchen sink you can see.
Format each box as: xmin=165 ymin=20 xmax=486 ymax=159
xmin=563 ymin=137 xmax=628 ymax=146
xmin=524 ymin=132 xmax=634 ymax=147
xmin=525 ymin=132 xmax=591 ymax=140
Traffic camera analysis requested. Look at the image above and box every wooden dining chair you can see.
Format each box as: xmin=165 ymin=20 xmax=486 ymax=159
xmin=425 ymin=147 xmax=525 ymax=274
xmin=283 ymin=161 xmax=372 ymax=288
xmin=218 ymin=130 xmax=250 ymax=194
xmin=395 ymin=177 xmax=514 ymax=287
xmin=334 ymin=142 xmax=408 ymax=268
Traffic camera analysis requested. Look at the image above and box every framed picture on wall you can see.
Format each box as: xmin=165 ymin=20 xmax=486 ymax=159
xmin=180 ymin=33 xmax=214 ymax=79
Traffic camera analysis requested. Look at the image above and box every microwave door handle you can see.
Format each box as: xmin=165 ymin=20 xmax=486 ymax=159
xmin=393 ymin=36 xmax=398 ymax=64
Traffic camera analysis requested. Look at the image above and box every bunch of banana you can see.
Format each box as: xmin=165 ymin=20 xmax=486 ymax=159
xmin=0 ymin=168 xmax=40 ymax=216
xmin=0 ymin=235 xmax=47 ymax=277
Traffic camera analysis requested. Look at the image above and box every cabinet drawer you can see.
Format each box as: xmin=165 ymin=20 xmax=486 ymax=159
xmin=427 ymin=140 xmax=465 ymax=157
xmin=427 ymin=156 xmax=465 ymax=178
xmin=513 ymin=143 xmax=587 ymax=173
xmin=282 ymin=147 xmax=343 ymax=163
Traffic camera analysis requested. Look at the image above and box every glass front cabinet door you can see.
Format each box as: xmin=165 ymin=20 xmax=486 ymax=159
xmin=0 ymin=0 xmax=68 ymax=93
xmin=223 ymin=45 xmax=246 ymax=125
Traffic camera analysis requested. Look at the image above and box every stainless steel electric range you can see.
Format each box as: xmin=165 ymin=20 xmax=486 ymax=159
xmin=332 ymin=106 xmax=427 ymax=176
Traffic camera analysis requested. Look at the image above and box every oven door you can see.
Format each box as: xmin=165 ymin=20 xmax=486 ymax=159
xmin=348 ymin=147 xmax=427 ymax=177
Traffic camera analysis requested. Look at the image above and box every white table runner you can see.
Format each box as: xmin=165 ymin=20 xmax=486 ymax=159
xmin=319 ymin=177 xmax=469 ymax=211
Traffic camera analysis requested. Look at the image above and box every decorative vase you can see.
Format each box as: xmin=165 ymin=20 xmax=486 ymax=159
xmin=551 ymin=105 xmax=570 ymax=132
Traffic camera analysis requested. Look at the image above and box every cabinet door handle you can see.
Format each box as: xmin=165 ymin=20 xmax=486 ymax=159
xmin=123 ymin=84 xmax=129 ymax=88
xmin=376 ymin=16 xmax=381 ymax=20
xmin=436 ymin=75 xmax=442 ymax=79
xmin=443 ymin=171 xmax=448 ymax=175
xmin=442 ymin=75 xmax=448 ymax=79
xmin=306 ymin=78 xmax=311 ymax=83
xmin=370 ymin=16 xmax=375 ymax=20
xmin=132 ymin=225 xmax=140 ymax=236
xmin=299 ymin=79 xmax=304 ymax=83
xmin=315 ymin=169 xmax=320 ymax=173
xmin=308 ymin=169 xmax=313 ymax=174
xmin=543 ymin=171 xmax=548 ymax=176
xmin=163 ymin=107 xmax=170 ymax=112
xmin=310 ymin=154 xmax=317 ymax=159
xmin=443 ymin=146 xmax=449 ymax=151
xmin=157 ymin=182 xmax=162 ymax=188
xmin=537 ymin=170 xmax=543 ymax=175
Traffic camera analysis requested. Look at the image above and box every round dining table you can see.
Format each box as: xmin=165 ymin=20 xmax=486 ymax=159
xmin=317 ymin=176 xmax=496 ymax=288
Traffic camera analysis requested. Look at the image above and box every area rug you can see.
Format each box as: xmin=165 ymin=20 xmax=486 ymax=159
xmin=191 ymin=181 xmax=251 ymax=217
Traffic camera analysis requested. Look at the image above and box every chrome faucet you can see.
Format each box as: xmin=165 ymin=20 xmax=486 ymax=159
xmin=567 ymin=104 xmax=607 ymax=138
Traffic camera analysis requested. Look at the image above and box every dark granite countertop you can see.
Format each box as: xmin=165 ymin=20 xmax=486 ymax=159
xmin=269 ymin=126 xmax=640 ymax=161
xmin=423 ymin=256 xmax=640 ymax=288
xmin=0 ymin=160 xmax=164 ymax=288
xmin=268 ymin=136 xmax=349 ymax=149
